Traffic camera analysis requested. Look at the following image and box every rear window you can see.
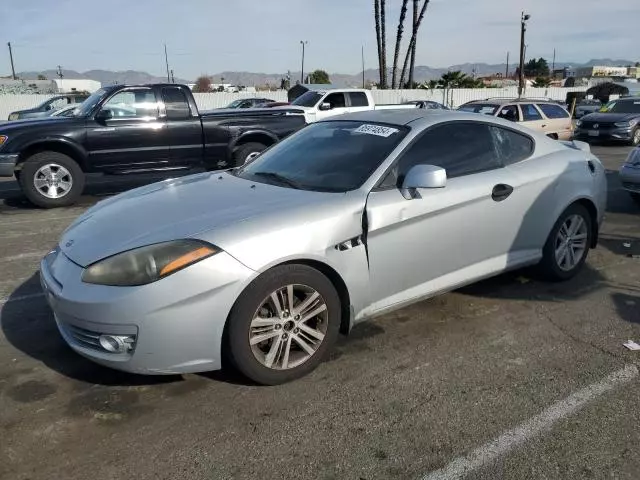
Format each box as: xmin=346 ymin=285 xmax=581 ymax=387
xmin=457 ymin=103 xmax=499 ymax=115
xmin=537 ymin=103 xmax=569 ymax=119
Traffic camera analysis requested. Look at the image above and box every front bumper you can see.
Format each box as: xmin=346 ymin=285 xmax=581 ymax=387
xmin=619 ymin=164 xmax=640 ymax=193
xmin=574 ymin=127 xmax=634 ymax=142
xmin=40 ymin=248 xmax=255 ymax=374
xmin=0 ymin=153 xmax=18 ymax=177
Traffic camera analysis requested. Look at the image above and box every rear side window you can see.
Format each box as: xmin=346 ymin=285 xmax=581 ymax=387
xmin=325 ymin=93 xmax=346 ymax=108
xmin=162 ymin=87 xmax=191 ymax=120
xmin=348 ymin=92 xmax=369 ymax=107
xmin=520 ymin=104 xmax=543 ymax=121
xmin=491 ymin=126 xmax=534 ymax=165
xmin=537 ymin=103 xmax=570 ymax=119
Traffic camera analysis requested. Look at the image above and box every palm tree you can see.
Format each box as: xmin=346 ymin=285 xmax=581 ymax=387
xmin=408 ymin=0 xmax=419 ymax=88
xmin=391 ymin=0 xmax=409 ymax=89
xmin=374 ymin=0 xmax=383 ymax=87
xmin=399 ymin=0 xmax=431 ymax=88
xmin=380 ymin=0 xmax=388 ymax=88
xmin=438 ymin=71 xmax=468 ymax=88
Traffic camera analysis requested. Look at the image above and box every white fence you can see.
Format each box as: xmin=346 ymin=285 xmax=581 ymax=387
xmin=0 ymin=87 xmax=587 ymax=120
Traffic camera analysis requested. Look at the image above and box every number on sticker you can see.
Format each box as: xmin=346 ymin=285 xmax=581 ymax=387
xmin=354 ymin=124 xmax=399 ymax=137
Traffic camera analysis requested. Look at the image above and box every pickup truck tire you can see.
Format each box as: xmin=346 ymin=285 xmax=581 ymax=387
xmin=234 ymin=142 xmax=267 ymax=166
xmin=20 ymin=152 xmax=85 ymax=208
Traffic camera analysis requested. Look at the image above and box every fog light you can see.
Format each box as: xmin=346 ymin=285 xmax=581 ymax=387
xmin=99 ymin=334 xmax=134 ymax=353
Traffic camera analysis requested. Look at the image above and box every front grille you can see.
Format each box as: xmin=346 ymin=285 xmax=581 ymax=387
xmin=580 ymin=121 xmax=615 ymax=130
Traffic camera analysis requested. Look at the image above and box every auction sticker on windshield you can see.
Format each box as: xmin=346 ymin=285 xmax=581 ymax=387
xmin=354 ymin=124 xmax=399 ymax=137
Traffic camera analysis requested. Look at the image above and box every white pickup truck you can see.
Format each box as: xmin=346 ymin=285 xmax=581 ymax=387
xmin=286 ymin=88 xmax=417 ymax=123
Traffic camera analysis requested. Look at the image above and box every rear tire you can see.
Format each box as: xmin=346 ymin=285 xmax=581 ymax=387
xmin=233 ymin=142 xmax=268 ymax=166
xmin=538 ymin=203 xmax=592 ymax=281
xmin=630 ymin=127 xmax=640 ymax=147
xmin=226 ymin=264 xmax=341 ymax=385
xmin=19 ymin=151 xmax=84 ymax=208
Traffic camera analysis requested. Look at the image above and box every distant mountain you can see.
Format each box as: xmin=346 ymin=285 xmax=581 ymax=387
xmin=17 ymin=58 xmax=636 ymax=87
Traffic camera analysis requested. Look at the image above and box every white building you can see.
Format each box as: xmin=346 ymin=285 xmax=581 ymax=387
xmin=53 ymin=78 xmax=101 ymax=93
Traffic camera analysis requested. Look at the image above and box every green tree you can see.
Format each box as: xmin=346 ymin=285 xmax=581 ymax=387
xmin=523 ymin=58 xmax=550 ymax=77
xmin=37 ymin=74 xmax=47 ymax=80
xmin=308 ymin=69 xmax=330 ymax=84
xmin=192 ymin=75 xmax=212 ymax=93
xmin=532 ymin=76 xmax=551 ymax=87
xmin=437 ymin=71 xmax=483 ymax=88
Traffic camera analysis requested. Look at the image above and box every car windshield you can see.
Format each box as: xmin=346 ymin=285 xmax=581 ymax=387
xmin=457 ymin=103 xmax=500 ymax=115
xmin=226 ymin=99 xmax=244 ymax=108
xmin=233 ymin=120 xmax=408 ymax=192
xmin=74 ymin=88 xmax=109 ymax=116
xmin=600 ymin=100 xmax=640 ymax=114
xmin=291 ymin=91 xmax=323 ymax=107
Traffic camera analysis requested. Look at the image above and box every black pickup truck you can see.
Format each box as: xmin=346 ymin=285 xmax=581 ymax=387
xmin=0 ymin=83 xmax=306 ymax=207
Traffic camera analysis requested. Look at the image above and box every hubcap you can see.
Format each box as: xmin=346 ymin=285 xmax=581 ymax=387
xmin=249 ymin=284 xmax=328 ymax=370
xmin=554 ymin=214 xmax=588 ymax=271
xmin=33 ymin=163 xmax=73 ymax=199
xmin=634 ymin=130 xmax=640 ymax=145
xmin=245 ymin=151 xmax=261 ymax=162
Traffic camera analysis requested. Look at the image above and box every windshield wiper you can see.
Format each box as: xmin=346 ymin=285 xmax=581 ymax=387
xmin=251 ymin=171 xmax=303 ymax=189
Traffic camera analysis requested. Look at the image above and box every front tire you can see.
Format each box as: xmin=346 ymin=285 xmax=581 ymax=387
xmin=233 ymin=142 xmax=268 ymax=166
xmin=631 ymin=127 xmax=640 ymax=147
xmin=226 ymin=264 xmax=341 ymax=385
xmin=538 ymin=203 xmax=592 ymax=281
xmin=19 ymin=151 xmax=84 ymax=208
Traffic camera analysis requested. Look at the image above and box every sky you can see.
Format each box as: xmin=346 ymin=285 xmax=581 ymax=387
xmin=1 ymin=0 xmax=638 ymax=79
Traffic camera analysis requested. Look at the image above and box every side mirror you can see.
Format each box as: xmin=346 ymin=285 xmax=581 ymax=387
xmin=401 ymin=164 xmax=447 ymax=199
xmin=95 ymin=109 xmax=113 ymax=121
xmin=319 ymin=102 xmax=332 ymax=111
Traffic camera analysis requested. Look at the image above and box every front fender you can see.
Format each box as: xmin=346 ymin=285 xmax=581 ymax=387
xmin=16 ymin=136 xmax=88 ymax=167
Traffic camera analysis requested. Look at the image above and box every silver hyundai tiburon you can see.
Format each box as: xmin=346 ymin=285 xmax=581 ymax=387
xmin=40 ymin=110 xmax=607 ymax=385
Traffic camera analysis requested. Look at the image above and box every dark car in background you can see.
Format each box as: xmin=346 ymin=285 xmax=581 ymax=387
xmin=0 ymin=84 xmax=306 ymax=208
xmin=224 ymin=98 xmax=276 ymax=109
xmin=574 ymin=99 xmax=602 ymax=118
xmin=7 ymin=93 xmax=90 ymax=120
xmin=404 ymin=100 xmax=449 ymax=110
xmin=574 ymin=97 xmax=640 ymax=145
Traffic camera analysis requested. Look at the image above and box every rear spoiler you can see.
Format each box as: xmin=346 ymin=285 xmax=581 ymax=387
xmin=559 ymin=140 xmax=591 ymax=153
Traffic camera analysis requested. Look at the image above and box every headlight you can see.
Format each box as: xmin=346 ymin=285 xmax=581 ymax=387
xmin=82 ymin=239 xmax=218 ymax=286
xmin=614 ymin=119 xmax=638 ymax=128
xmin=576 ymin=120 xmax=582 ymax=127
xmin=8 ymin=113 xmax=18 ymax=121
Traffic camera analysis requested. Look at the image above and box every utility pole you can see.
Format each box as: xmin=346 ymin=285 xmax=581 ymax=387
xmin=56 ymin=65 xmax=64 ymax=79
xmin=518 ymin=12 xmax=531 ymax=97
xmin=7 ymin=42 xmax=16 ymax=80
xmin=164 ymin=44 xmax=170 ymax=82
xmin=552 ymin=48 xmax=556 ymax=73
xmin=505 ymin=51 xmax=509 ymax=78
xmin=361 ymin=45 xmax=365 ymax=88
xmin=300 ymin=41 xmax=308 ymax=84
xmin=170 ymin=69 xmax=175 ymax=83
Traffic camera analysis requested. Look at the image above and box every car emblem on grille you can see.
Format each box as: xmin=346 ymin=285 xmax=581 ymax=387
xmin=65 ymin=240 xmax=74 ymax=247
xmin=593 ymin=124 xmax=599 ymax=129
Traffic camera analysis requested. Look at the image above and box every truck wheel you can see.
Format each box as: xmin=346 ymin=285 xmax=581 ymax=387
xmin=19 ymin=152 xmax=85 ymax=208
xmin=234 ymin=142 xmax=267 ymax=166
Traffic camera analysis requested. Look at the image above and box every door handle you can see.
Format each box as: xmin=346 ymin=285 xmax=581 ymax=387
xmin=541 ymin=124 xmax=547 ymax=128
xmin=492 ymin=183 xmax=513 ymax=202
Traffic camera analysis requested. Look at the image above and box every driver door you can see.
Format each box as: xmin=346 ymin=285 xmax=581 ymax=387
xmin=364 ymin=122 xmax=524 ymax=313
xmin=85 ymin=87 xmax=169 ymax=171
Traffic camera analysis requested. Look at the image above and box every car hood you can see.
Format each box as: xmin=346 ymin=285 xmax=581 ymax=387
xmin=581 ymin=112 xmax=639 ymax=122
xmin=59 ymin=171 xmax=342 ymax=267
xmin=0 ymin=116 xmax=76 ymax=131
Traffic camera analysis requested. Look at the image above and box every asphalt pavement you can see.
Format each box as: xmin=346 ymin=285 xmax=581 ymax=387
xmin=0 ymin=146 xmax=639 ymax=480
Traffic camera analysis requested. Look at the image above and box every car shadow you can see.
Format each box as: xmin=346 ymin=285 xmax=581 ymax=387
xmin=0 ymin=273 xmax=247 ymax=387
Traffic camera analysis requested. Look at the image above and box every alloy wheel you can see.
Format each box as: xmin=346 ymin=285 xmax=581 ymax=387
xmin=33 ymin=163 xmax=73 ymax=199
xmin=249 ymin=284 xmax=328 ymax=370
xmin=554 ymin=214 xmax=588 ymax=271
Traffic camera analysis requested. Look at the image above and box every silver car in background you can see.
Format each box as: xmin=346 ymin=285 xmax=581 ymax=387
xmin=619 ymin=146 xmax=640 ymax=203
xmin=40 ymin=110 xmax=607 ymax=385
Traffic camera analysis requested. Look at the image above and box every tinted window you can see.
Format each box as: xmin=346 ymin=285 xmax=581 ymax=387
xmin=348 ymin=92 xmax=369 ymax=107
xmin=537 ymin=103 xmax=569 ymax=119
xmin=491 ymin=126 xmax=534 ymax=165
xmin=325 ymin=93 xmax=346 ymax=108
xmin=390 ymin=122 xmax=501 ymax=184
xmin=162 ymin=87 xmax=191 ymax=119
xmin=602 ymin=100 xmax=640 ymax=114
xmin=102 ymin=89 xmax=158 ymax=118
xmin=235 ymin=121 xmax=408 ymax=192
xmin=520 ymin=104 xmax=543 ymax=121
xmin=291 ymin=91 xmax=323 ymax=107
xmin=497 ymin=105 xmax=519 ymax=122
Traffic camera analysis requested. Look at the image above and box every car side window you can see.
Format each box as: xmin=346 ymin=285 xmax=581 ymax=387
xmin=102 ymin=89 xmax=158 ymax=118
xmin=497 ymin=105 xmax=519 ymax=122
xmin=325 ymin=93 xmax=346 ymax=109
xmin=381 ymin=122 xmax=502 ymax=187
xmin=520 ymin=104 xmax=543 ymax=121
xmin=348 ymin=92 xmax=369 ymax=107
xmin=537 ymin=103 xmax=570 ymax=119
xmin=162 ymin=87 xmax=191 ymax=120
xmin=490 ymin=126 xmax=534 ymax=165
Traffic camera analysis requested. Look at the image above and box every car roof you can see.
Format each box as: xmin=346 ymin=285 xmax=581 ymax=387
xmin=325 ymin=109 xmax=509 ymax=127
xmin=464 ymin=98 xmax=561 ymax=105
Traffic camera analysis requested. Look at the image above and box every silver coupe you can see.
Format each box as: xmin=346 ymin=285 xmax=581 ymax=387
xmin=40 ymin=110 xmax=607 ymax=385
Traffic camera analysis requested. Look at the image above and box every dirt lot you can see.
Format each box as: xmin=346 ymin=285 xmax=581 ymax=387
xmin=1 ymin=146 xmax=639 ymax=480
